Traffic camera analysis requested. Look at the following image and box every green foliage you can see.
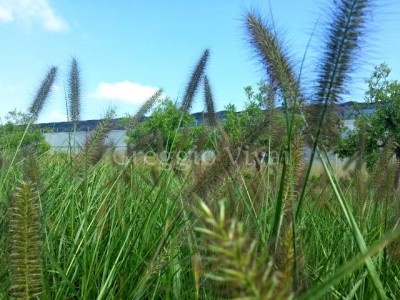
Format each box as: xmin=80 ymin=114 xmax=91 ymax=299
xmin=336 ymin=63 xmax=400 ymax=167
xmin=223 ymin=83 xmax=286 ymax=150
xmin=126 ymin=98 xmax=212 ymax=154
xmin=365 ymin=63 xmax=400 ymax=105
xmin=0 ymin=110 xmax=50 ymax=154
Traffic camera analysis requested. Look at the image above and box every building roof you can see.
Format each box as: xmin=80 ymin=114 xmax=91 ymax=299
xmin=37 ymin=101 xmax=376 ymax=132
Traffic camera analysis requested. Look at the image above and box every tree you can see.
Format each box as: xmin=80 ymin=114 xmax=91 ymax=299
xmin=335 ymin=63 xmax=400 ymax=169
xmin=125 ymin=98 xmax=213 ymax=156
xmin=0 ymin=110 xmax=50 ymax=154
xmin=223 ymin=82 xmax=286 ymax=152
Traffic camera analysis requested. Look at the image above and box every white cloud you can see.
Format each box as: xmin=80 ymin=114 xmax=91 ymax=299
xmin=0 ymin=5 xmax=13 ymax=22
xmin=89 ymin=81 xmax=160 ymax=104
xmin=0 ymin=0 xmax=68 ymax=32
xmin=40 ymin=110 xmax=68 ymax=123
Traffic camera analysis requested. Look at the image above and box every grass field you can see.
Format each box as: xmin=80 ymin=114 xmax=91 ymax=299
xmin=0 ymin=144 xmax=400 ymax=299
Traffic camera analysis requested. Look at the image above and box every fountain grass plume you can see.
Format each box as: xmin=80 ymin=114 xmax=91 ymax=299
xmin=79 ymin=108 xmax=116 ymax=166
xmin=8 ymin=181 xmax=43 ymax=299
xmin=68 ymin=58 xmax=81 ymax=128
xmin=126 ymin=89 xmax=163 ymax=130
xmin=316 ymin=0 xmax=373 ymax=105
xmin=308 ymin=0 xmax=374 ymax=148
xmin=305 ymin=0 xmax=374 ymax=155
xmin=244 ymin=12 xmax=300 ymax=104
xmin=243 ymin=15 xmax=302 ymax=229
xmin=180 ymin=49 xmax=210 ymax=113
xmin=28 ymin=66 xmax=57 ymax=121
xmin=195 ymin=200 xmax=293 ymax=299
xmin=298 ymin=0 xmax=376 ymax=216
xmin=203 ymin=75 xmax=218 ymax=127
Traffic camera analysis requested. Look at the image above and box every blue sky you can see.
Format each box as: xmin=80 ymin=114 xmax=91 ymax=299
xmin=0 ymin=0 xmax=399 ymax=123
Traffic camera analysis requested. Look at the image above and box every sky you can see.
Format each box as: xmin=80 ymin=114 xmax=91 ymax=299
xmin=0 ymin=0 xmax=399 ymax=123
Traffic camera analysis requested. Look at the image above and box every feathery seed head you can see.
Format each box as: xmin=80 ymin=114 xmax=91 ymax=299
xmin=28 ymin=66 xmax=58 ymax=121
xmin=180 ymin=49 xmax=210 ymax=112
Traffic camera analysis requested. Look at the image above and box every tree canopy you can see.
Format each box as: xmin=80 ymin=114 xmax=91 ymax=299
xmin=335 ymin=63 xmax=400 ymax=168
